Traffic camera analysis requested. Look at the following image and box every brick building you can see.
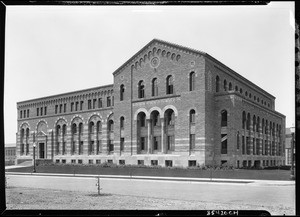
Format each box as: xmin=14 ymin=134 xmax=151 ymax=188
xmin=16 ymin=39 xmax=286 ymax=168
xmin=5 ymin=143 xmax=16 ymax=166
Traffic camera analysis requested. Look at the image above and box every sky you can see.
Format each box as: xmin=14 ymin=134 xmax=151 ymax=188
xmin=4 ymin=2 xmax=295 ymax=144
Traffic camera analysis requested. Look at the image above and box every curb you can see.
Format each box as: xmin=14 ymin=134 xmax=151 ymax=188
xmin=6 ymin=171 xmax=295 ymax=185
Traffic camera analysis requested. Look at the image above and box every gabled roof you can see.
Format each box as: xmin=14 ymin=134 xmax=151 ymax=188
xmin=112 ymin=38 xmax=275 ymax=99
xmin=112 ymin=38 xmax=206 ymax=76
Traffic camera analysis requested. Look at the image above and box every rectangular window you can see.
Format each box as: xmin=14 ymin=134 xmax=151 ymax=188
xmin=59 ymin=104 xmax=62 ymax=113
xmin=64 ymin=104 xmax=66 ymax=113
xmin=62 ymin=142 xmax=66 ymax=155
xmin=27 ymin=109 xmax=29 ymax=118
xmin=153 ymin=136 xmax=159 ymax=150
xmin=80 ymin=101 xmax=83 ymax=110
xmin=88 ymin=100 xmax=91 ymax=110
xmin=78 ymin=159 xmax=82 ymax=164
xmin=55 ymin=105 xmax=58 ymax=114
xmin=151 ymin=160 xmax=158 ymax=166
xmin=138 ymin=160 xmax=144 ymax=165
xmin=56 ymin=159 xmax=60 ymax=163
xmin=119 ymin=160 xmax=125 ymax=165
xmin=71 ymin=159 xmax=76 ymax=164
xmin=75 ymin=101 xmax=78 ymax=111
xmin=221 ymin=134 xmax=227 ymax=154
xmin=98 ymin=98 xmax=102 ymax=108
xmin=112 ymin=96 xmax=114 ymax=106
xmin=237 ymin=133 xmax=240 ymax=150
xmin=140 ymin=137 xmax=146 ymax=151
xmin=37 ymin=108 xmax=39 ymax=116
xmin=93 ymin=99 xmax=96 ymax=109
xmin=120 ymin=138 xmax=124 ymax=152
xmin=40 ymin=107 xmax=43 ymax=116
xmin=189 ymin=134 xmax=195 ymax=151
xmin=96 ymin=160 xmax=101 ymax=164
xmin=44 ymin=107 xmax=47 ymax=115
xmin=96 ymin=140 xmax=101 ymax=154
xmin=71 ymin=102 xmax=74 ymax=112
xmin=167 ymin=135 xmax=174 ymax=151
xmin=62 ymin=159 xmax=66 ymax=164
xmin=89 ymin=160 xmax=93 ymax=164
xmin=165 ymin=160 xmax=173 ymax=167
xmin=256 ymin=138 xmax=260 ymax=155
xmin=188 ymin=160 xmax=197 ymax=167
xmin=20 ymin=111 xmax=22 ymax=119
xmin=107 ymin=160 xmax=113 ymax=164
xmin=246 ymin=137 xmax=250 ymax=155
xmin=107 ymin=96 xmax=111 ymax=107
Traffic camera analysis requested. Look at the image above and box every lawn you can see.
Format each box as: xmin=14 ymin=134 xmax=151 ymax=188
xmin=5 ymin=164 xmax=292 ymax=180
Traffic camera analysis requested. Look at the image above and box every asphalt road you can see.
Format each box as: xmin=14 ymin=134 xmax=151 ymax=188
xmin=6 ymin=174 xmax=295 ymax=212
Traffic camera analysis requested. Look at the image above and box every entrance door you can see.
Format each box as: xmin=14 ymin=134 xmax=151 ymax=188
xmin=39 ymin=143 xmax=45 ymax=159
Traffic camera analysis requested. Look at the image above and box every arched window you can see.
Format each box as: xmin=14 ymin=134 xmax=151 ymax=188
xmin=108 ymin=120 xmax=114 ymax=132
xmin=120 ymin=84 xmax=125 ymax=101
xmin=120 ymin=116 xmax=125 ymax=130
xmin=79 ymin=123 xmax=83 ymax=134
xmin=26 ymin=128 xmax=29 ymax=138
xmin=72 ymin=123 xmax=77 ymax=134
xmin=229 ymin=82 xmax=233 ymax=91
xmin=235 ymin=85 xmax=238 ymax=92
xmin=246 ymin=113 xmax=250 ymax=130
xmin=165 ymin=109 xmax=175 ymax=126
xmin=237 ymin=131 xmax=240 ymax=150
xmin=245 ymin=91 xmax=248 ymax=97
xmin=216 ymin=76 xmax=220 ymax=92
xmin=253 ymin=115 xmax=256 ymax=132
xmin=190 ymin=109 xmax=196 ymax=124
xmin=151 ymin=111 xmax=160 ymax=126
xmin=221 ymin=110 xmax=227 ymax=127
xmin=265 ymin=120 xmax=268 ymax=134
xmin=262 ymin=118 xmax=265 ymax=134
xmin=189 ymin=71 xmax=195 ymax=91
xmin=138 ymin=80 xmax=145 ymax=98
xmin=96 ymin=121 xmax=102 ymax=133
xmin=224 ymin=80 xmax=227 ymax=91
xmin=138 ymin=112 xmax=146 ymax=127
xmin=242 ymin=111 xmax=246 ymax=129
xmin=152 ymin=78 xmax=158 ymax=96
xmin=89 ymin=122 xmax=94 ymax=133
xmin=56 ymin=125 xmax=61 ymax=135
xmin=166 ymin=75 xmax=174 ymax=94
xmin=240 ymin=88 xmax=243 ymax=94
xmin=62 ymin=124 xmax=66 ymax=136
xmin=256 ymin=117 xmax=260 ymax=133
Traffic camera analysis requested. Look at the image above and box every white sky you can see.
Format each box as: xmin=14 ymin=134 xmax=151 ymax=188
xmin=4 ymin=2 xmax=295 ymax=144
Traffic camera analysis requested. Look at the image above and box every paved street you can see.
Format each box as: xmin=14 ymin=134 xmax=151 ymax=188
xmin=6 ymin=173 xmax=295 ymax=214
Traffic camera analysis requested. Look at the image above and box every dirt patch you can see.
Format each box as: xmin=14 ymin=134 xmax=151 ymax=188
xmin=5 ymin=186 xmax=294 ymax=215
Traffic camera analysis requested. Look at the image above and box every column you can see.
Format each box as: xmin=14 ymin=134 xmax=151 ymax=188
xmin=161 ymin=118 xmax=164 ymax=154
xmin=147 ymin=119 xmax=151 ymax=154
xmin=94 ymin=123 xmax=97 ymax=155
xmin=60 ymin=131 xmax=63 ymax=155
xmin=249 ymin=117 xmax=253 ymax=155
xmin=66 ymin=126 xmax=72 ymax=155
xmin=101 ymin=123 xmax=108 ymax=154
xmin=82 ymin=125 xmax=89 ymax=155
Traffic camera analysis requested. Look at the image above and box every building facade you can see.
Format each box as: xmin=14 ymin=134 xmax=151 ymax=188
xmin=5 ymin=144 xmax=16 ymax=166
xmin=16 ymin=39 xmax=286 ymax=168
xmin=285 ymin=127 xmax=295 ymax=166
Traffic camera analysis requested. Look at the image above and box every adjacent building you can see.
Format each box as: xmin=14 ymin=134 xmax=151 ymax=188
xmin=285 ymin=127 xmax=295 ymax=166
xmin=5 ymin=143 xmax=16 ymax=166
xmin=16 ymin=39 xmax=286 ymax=168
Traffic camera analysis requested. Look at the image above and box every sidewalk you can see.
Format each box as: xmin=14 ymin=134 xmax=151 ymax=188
xmin=5 ymin=170 xmax=295 ymax=186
